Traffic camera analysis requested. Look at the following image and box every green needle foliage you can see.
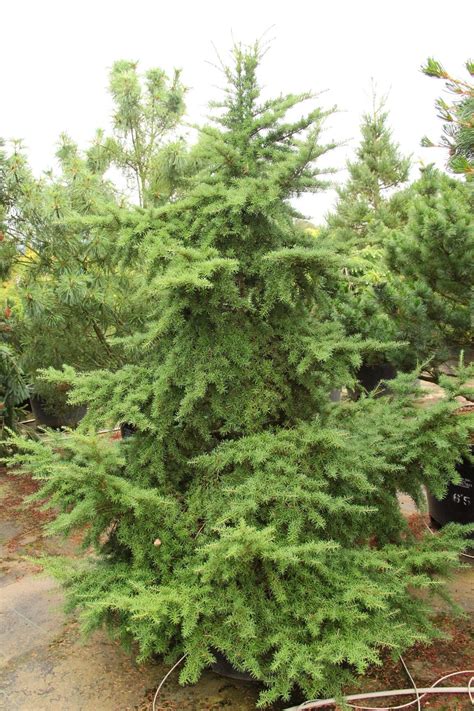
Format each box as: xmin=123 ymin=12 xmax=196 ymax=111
xmin=328 ymin=97 xmax=410 ymax=244
xmin=421 ymin=58 xmax=474 ymax=176
xmin=0 ymin=59 xmax=188 ymax=409
xmin=385 ymin=166 xmax=473 ymax=368
xmin=7 ymin=45 xmax=474 ymax=706
xmin=323 ymin=98 xmax=411 ymax=369
xmin=0 ymin=139 xmax=131 ymax=407
xmin=89 ymin=60 xmax=187 ymax=207
xmin=0 ymin=336 xmax=29 ymax=439
xmin=0 ymin=142 xmax=29 ymax=438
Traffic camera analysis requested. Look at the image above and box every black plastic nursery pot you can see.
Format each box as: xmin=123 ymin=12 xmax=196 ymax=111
xmin=120 ymin=422 xmax=137 ymax=438
xmin=30 ymin=396 xmax=86 ymax=430
xmin=210 ymin=653 xmax=308 ymax=709
xmin=210 ymin=651 xmax=257 ymax=682
xmin=426 ymin=444 xmax=474 ymax=538
xmin=349 ymin=361 xmax=397 ymax=400
xmin=357 ymin=361 xmax=397 ymax=393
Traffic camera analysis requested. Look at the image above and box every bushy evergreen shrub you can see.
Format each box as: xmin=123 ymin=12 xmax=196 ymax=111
xmin=7 ymin=45 xmax=474 ymax=706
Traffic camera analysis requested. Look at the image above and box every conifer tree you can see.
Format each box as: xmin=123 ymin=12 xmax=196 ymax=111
xmin=0 ymin=140 xmax=22 ymax=277
xmin=380 ymin=58 xmax=474 ymax=372
xmin=324 ymin=99 xmax=411 ymax=369
xmin=0 ymin=142 xmax=29 ymax=437
xmin=0 ymin=60 xmax=187 ymax=408
xmin=89 ymin=60 xmax=187 ymax=206
xmin=8 ymin=45 xmax=473 ymax=707
xmin=0 ymin=138 xmax=132 ymax=406
xmin=384 ymin=166 xmax=473 ymax=368
xmin=327 ymin=96 xmax=410 ymax=252
xmin=421 ymin=58 xmax=474 ymax=176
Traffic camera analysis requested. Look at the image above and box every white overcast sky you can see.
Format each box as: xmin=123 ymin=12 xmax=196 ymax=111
xmin=1 ymin=0 xmax=472 ymax=222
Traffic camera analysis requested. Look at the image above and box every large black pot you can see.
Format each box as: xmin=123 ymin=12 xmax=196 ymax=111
xmin=210 ymin=653 xmax=307 ymax=709
xmin=357 ymin=362 xmax=397 ymax=393
xmin=426 ymin=447 xmax=474 ymax=538
xmin=349 ymin=362 xmax=397 ymax=400
xmin=210 ymin=651 xmax=256 ymax=682
xmin=120 ymin=422 xmax=137 ymax=438
xmin=31 ymin=396 xmax=86 ymax=430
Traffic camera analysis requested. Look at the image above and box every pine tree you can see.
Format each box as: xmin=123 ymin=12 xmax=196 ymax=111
xmin=421 ymin=58 xmax=474 ymax=176
xmin=0 ymin=140 xmax=22 ymax=278
xmin=89 ymin=60 xmax=187 ymax=207
xmin=0 ymin=138 xmax=131 ymax=409
xmin=0 ymin=341 xmax=29 ymax=432
xmin=0 ymin=142 xmax=29 ymax=439
xmin=0 ymin=60 xmax=187 ymax=409
xmin=8 ymin=45 xmax=473 ymax=707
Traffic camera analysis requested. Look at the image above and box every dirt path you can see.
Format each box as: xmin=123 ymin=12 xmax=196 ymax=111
xmin=1 ymin=470 xmax=472 ymax=710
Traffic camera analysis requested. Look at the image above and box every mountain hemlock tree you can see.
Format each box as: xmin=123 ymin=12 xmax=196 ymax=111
xmin=8 ymin=45 xmax=474 ymax=707
xmin=421 ymin=58 xmax=474 ymax=176
xmin=324 ymin=98 xmax=412 ymax=369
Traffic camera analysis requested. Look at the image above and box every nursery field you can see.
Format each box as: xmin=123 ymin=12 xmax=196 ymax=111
xmin=1 ymin=467 xmax=472 ymax=711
